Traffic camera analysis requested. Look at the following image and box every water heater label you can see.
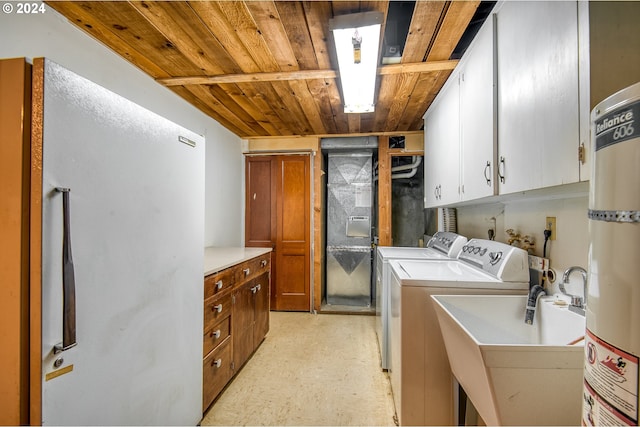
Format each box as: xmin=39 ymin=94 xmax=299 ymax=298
xmin=583 ymin=328 xmax=638 ymax=425
xmin=595 ymin=100 xmax=640 ymax=151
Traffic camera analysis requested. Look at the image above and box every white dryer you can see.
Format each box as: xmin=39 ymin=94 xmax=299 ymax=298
xmin=388 ymin=239 xmax=529 ymax=426
xmin=375 ymin=231 xmax=467 ymax=371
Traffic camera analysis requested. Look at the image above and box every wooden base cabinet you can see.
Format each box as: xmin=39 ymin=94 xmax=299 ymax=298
xmin=233 ymin=272 xmax=270 ymax=370
xmin=202 ymin=252 xmax=271 ymax=412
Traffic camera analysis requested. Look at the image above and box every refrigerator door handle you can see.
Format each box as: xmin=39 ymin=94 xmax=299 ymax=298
xmin=53 ymin=187 xmax=77 ymax=354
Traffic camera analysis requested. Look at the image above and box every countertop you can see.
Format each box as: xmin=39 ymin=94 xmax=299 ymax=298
xmin=204 ymin=246 xmax=272 ymax=276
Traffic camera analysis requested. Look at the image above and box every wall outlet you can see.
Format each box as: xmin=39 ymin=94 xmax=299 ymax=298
xmin=546 ymin=216 xmax=556 ymax=241
xmin=528 ymin=255 xmax=550 ymax=272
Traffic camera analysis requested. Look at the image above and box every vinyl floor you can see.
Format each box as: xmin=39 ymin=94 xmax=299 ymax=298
xmin=201 ymin=311 xmax=397 ymax=426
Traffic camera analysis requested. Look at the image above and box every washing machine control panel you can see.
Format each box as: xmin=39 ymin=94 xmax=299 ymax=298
xmin=458 ymin=239 xmax=528 ymax=281
xmin=428 ymin=231 xmax=468 ymax=257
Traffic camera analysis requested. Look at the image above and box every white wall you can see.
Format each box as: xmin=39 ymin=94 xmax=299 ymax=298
xmin=0 ymin=7 xmax=244 ymax=247
xmin=456 ymin=194 xmax=590 ymax=297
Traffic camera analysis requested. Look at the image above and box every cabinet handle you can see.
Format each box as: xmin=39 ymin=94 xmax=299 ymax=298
xmin=434 ymin=185 xmax=442 ymax=200
xmin=53 ymin=187 xmax=77 ymax=354
xmin=260 ymin=259 xmax=267 ymax=267
xmin=215 ymin=280 xmax=223 ymax=290
xmin=243 ymin=268 xmax=250 ymax=276
xmin=484 ymin=161 xmax=492 ymax=186
xmin=212 ymin=358 xmax=222 ymax=368
xmin=210 ymin=329 xmax=221 ymax=339
xmin=54 ymin=187 xmax=77 ymax=354
xmin=498 ymin=156 xmax=506 ymax=184
xmin=434 ymin=185 xmax=438 ymax=199
xmin=256 ymin=283 xmax=261 ymax=291
xmin=212 ymin=304 xmax=223 ymax=313
xmin=251 ymin=285 xmax=258 ymax=294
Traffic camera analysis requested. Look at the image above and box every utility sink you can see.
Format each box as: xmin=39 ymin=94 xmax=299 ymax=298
xmin=431 ymin=294 xmax=586 ymax=426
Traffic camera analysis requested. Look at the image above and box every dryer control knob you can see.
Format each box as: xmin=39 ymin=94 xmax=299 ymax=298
xmin=489 ymin=251 xmax=502 ymax=265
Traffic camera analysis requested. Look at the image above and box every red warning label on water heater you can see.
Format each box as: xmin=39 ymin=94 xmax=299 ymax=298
xmin=583 ymin=328 xmax=638 ymax=426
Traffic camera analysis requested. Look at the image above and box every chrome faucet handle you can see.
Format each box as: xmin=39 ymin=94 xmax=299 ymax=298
xmin=570 ymin=295 xmax=584 ymax=308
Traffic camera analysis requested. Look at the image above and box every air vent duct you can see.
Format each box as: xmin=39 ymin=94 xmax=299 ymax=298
xmin=321 ymin=136 xmax=378 ymax=152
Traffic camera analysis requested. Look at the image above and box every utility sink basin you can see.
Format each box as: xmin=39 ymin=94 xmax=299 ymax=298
xmin=431 ymin=294 xmax=586 ymax=426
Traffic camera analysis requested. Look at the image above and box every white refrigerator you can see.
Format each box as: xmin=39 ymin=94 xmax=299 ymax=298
xmin=37 ymin=59 xmax=204 ymax=425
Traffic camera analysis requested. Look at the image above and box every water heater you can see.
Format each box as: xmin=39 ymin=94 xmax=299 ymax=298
xmin=583 ymin=82 xmax=640 ymax=426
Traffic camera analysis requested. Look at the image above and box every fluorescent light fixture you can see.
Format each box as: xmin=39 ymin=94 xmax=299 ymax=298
xmin=329 ymin=12 xmax=383 ymax=114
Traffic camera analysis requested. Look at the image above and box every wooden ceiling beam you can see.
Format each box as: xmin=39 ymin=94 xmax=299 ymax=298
xmin=157 ymin=59 xmax=458 ymax=86
xmin=158 ymin=69 xmax=337 ymax=86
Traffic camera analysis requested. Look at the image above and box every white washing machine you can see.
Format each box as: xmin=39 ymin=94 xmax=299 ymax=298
xmin=375 ymin=231 xmax=467 ymax=370
xmin=388 ymin=239 xmax=530 ymax=426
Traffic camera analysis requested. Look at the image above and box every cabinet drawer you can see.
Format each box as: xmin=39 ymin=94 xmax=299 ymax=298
xmin=203 ymin=337 xmax=232 ymax=411
xmin=204 ymin=268 xmax=235 ymax=299
xmin=235 ymin=254 xmax=271 ymax=283
xmin=204 ymin=293 xmax=232 ymax=332
xmin=203 ymin=316 xmax=231 ymax=357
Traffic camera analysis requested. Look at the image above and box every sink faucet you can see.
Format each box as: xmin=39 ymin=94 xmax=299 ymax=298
xmin=560 ymin=266 xmax=588 ymax=308
xmin=525 ymin=284 xmax=547 ymax=324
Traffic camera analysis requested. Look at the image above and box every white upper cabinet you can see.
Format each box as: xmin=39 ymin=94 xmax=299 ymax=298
xmin=459 ymin=15 xmax=496 ymax=201
xmin=424 ymin=1 xmax=585 ymax=208
xmin=495 ymin=1 xmax=581 ymax=194
xmin=424 ymin=14 xmax=495 ymax=208
xmin=424 ymin=71 xmax=461 ymax=208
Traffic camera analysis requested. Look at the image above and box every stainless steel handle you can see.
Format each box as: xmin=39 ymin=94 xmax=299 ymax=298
xmin=212 ymin=304 xmax=223 ymax=313
xmin=54 ymin=187 xmax=77 ymax=354
xmin=210 ymin=329 xmax=221 ymax=339
xmin=484 ymin=161 xmax=492 ymax=186
xmin=498 ymin=156 xmax=506 ymax=184
xmin=212 ymin=358 xmax=222 ymax=368
xmin=243 ymin=268 xmax=250 ymax=276
xmin=260 ymin=259 xmax=267 ymax=267
xmin=215 ymin=280 xmax=223 ymax=290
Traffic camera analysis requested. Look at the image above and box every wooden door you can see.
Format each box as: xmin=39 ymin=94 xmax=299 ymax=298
xmin=245 ymin=155 xmax=311 ymax=311
xmin=245 ymin=157 xmax=277 ymax=307
xmin=274 ymin=155 xmax=311 ymax=311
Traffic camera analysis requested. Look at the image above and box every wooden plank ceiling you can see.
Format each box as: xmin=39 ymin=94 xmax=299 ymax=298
xmin=46 ymin=1 xmax=480 ymax=138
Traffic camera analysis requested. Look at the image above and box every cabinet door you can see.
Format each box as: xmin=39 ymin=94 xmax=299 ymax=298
xmin=424 ymin=73 xmax=461 ymax=208
xmin=496 ymin=1 xmax=580 ymax=194
xmin=232 ymin=280 xmax=255 ymax=371
xmin=253 ymin=272 xmax=270 ymax=347
xmin=460 ymin=15 xmax=496 ymax=201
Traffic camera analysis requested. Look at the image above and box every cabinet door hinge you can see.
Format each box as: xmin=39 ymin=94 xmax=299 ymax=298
xmin=231 ymin=362 xmax=235 ymax=371
xmin=578 ymin=143 xmax=586 ymax=164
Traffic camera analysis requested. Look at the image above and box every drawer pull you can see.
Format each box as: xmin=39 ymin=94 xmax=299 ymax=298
xmin=260 ymin=259 xmax=267 ymax=267
xmin=243 ymin=268 xmax=250 ymax=276
xmin=212 ymin=304 xmax=223 ymax=313
xmin=215 ymin=280 xmax=223 ymax=290
xmin=212 ymin=358 xmax=222 ymax=368
xmin=210 ymin=329 xmax=221 ymax=339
